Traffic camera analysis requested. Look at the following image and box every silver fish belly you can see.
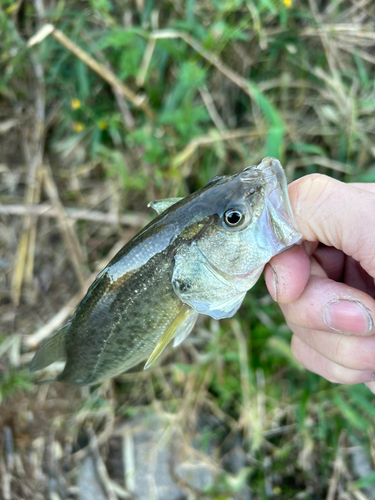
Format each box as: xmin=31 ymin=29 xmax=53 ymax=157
xmin=30 ymin=157 xmax=302 ymax=385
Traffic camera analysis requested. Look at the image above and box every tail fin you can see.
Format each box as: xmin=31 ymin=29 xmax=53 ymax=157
xmin=30 ymin=323 xmax=69 ymax=373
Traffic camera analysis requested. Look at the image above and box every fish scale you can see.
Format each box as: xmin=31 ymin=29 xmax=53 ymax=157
xmin=30 ymin=157 xmax=302 ymax=385
xmin=61 ymin=250 xmax=181 ymax=385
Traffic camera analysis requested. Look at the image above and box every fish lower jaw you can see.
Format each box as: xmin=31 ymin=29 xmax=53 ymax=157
xmin=227 ymin=265 xmax=265 ymax=293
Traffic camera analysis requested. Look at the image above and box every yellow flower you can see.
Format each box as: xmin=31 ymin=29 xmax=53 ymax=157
xmin=283 ymin=0 xmax=292 ymax=7
xmin=71 ymin=98 xmax=81 ymax=110
xmin=73 ymin=122 xmax=84 ymax=132
xmin=98 ymin=120 xmax=107 ymax=130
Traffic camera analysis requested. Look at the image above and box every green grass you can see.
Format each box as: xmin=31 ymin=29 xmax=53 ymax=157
xmin=0 ymin=0 xmax=375 ymax=498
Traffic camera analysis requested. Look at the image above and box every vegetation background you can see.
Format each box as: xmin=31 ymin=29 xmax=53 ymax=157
xmin=0 ymin=0 xmax=375 ymax=498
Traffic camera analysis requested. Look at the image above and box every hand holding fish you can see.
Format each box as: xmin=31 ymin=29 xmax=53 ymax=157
xmin=264 ymin=175 xmax=375 ymax=392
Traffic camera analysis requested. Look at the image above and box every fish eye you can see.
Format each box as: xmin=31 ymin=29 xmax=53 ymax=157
xmin=223 ymin=209 xmax=244 ymax=227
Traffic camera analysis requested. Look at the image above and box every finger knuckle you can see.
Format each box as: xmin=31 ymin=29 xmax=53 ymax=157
xmin=291 ymin=174 xmax=339 ymax=243
xmin=333 ymin=336 xmax=348 ymax=367
xmin=327 ymin=362 xmax=345 ymax=384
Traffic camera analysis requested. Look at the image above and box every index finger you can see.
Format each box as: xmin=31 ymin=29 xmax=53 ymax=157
xmin=289 ymin=175 xmax=375 ymax=278
xmin=264 ymin=176 xmax=375 ymax=303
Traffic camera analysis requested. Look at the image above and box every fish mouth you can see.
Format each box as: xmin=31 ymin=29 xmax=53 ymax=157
xmin=243 ymin=157 xmax=302 ymax=248
xmin=243 ymin=157 xmax=291 ymax=211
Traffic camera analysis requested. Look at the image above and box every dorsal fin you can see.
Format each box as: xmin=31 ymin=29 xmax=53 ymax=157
xmin=148 ymin=198 xmax=183 ymax=215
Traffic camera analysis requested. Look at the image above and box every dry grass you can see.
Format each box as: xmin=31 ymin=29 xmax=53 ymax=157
xmin=0 ymin=0 xmax=375 ymax=498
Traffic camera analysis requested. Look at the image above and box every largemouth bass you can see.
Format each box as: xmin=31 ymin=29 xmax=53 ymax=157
xmin=30 ymin=157 xmax=302 ymax=385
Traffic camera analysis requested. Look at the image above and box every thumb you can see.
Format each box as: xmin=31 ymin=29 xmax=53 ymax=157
xmin=289 ymin=174 xmax=375 ymax=278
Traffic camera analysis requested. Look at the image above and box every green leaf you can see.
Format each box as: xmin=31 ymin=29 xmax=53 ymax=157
xmin=352 ymin=471 xmax=375 ymax=489
xmin=333 ymin=392 xmax=368 ymax=433
xmin=266 ymin=126 xmax=284 ymax=159
xmin=289 ymin=142 xmax=326 ymax=156
xmin=355 ymin=168 xmax=375 ymax=183
xmin=76 ymin=60 xmax=90 ymax=100
xmin=266 ymin=337 xmax=303 ymax=371
xmin=345 ymin=385 xmax=375 ymax=421
xmin=248 ymin=82 xmax=285 ymax=159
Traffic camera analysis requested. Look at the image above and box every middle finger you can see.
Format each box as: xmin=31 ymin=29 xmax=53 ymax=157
xmin=289 ymin=322 xmax=375 ymax=372
xmin=280 ymin=275 xmax=375 ymax=336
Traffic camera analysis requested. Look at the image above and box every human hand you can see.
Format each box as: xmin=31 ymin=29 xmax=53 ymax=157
xmin=263 ymin=174 xmax=375 ymax=392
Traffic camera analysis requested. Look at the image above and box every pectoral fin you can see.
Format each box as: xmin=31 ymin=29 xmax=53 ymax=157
xmin=148 ymin=198 xmax=183 ymax=215
xmin=173 ymin=310 xmax=198 ymax=347
xmin=144 ymin=303 xmax=195 ymax=369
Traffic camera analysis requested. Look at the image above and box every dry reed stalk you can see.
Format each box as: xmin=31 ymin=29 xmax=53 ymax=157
xmin=150 ymin=29 xmax=256 ymax=101
xmin=27 ymin=24 xmax=155 ymax=120
xmin=0 ymin=203 xmax=147 ymax=226
xmin=198 ymin=87 xmax=226 ymax=132
xmin=285 ymin=155 xmax=352 ymax=177
xmin=79 ymin=31 xmax=136 ymax=131
xmin=172 ymin=128 xmax=263 ymax=169
xmin=25 ymin=167 xmax=43 ymax=285
xmin=87 ymin=430 xmax=118 ymax=500
xmin=24 ymin=232 xmax=134 ymax=350
xmin=23 ymin=280 xmax=90 ymax=350
xmin=136 ymin=37 xmax=156 ymax=88
xmin=11 ymin=56 xmax=45 ymax=306
xmin=326 ymin=431 xmax=346 ymax=500
xmin=338 ymin=42 xmax=375 ymax=65
xmin=0 ymin=119 xmax=19 ymax=133
xmin=232 ymin=320 xmax=254 ymax=448
xmin=0 ymin=459 xmax=11 ymax=500
xmin=42 ymin=164 xmax=87 ymax=290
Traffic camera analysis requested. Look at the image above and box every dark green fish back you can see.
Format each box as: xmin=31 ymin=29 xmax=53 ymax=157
xmin=58 ymin=249 xmax=181 ymax=385
xmin=30 ymin=158 xmax=302 ymax=385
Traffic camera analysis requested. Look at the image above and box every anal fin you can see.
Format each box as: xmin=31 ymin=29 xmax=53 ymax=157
xmin=30 ymin=323 xmax=68 ymax=373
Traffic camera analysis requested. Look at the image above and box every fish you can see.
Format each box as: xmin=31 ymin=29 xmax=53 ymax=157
xmin=30 ymin=157 xmax=302 ymax=385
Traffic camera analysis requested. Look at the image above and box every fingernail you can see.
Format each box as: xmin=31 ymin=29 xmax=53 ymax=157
xmin=323 ymin=299 xmax=373 ymax=335
xmin=269 ymin=265 xmax=278 ymax=301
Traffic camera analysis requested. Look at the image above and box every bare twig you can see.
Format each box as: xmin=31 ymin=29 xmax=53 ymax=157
xmin=24 ymin=234 xmax=134 ymax=350
xmin=27 ymin=24 xmax=155 ymax=119
xmin=4 ymin=428 xmax=14 ymax=472
xmin=11 ymin=52 xmax=45 ymax=305
xmin=308 ymin=0 xmax=345 ymax=77
xmin=0 ymin=459 xmax=11 ymax=500
xmin=25 ymin=168 xmax=42 ymax=284
xmin=23 ymin=279 xmax=91 ymax=350
xmin=172 ymin=128 xmax=263 ymax=169
xmin=198 ymin=87 xmax=226 ymax=132
xmin=88 ymin=430 xmax=118 ymax=500
xmin=337 ymin=42 xmax=375 ymax=65
xmin=150 ymin=30 xmax=255 ymax=101
xmin=123 ymin=432 xmax=135 ymax=492
xmin=0 ymin=203 xmax=147 ymax=227
xmin=79 ymin=30 xmax=136 ymax=131
xmin=42 ymin=164 xmax=87 ymax=290
xmin=285 ymin=155 xmax=352 ymax=176
xmin=326 ymin=431 xmax=346 ymax=500
xmin=231 ymin=320 xmax=254 ymax=447
xmin=0 ymin=119 xmax=19 ymax=134
xmin=348 ymin=1 xmax=375 ymax=22
xmin=111 ymin=84 xmax=136 ymax=130
xmin=136 ymin=37 xmax=156 ymax=87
